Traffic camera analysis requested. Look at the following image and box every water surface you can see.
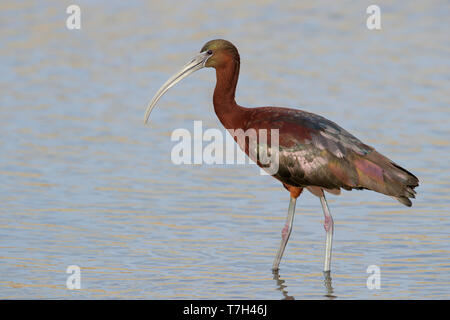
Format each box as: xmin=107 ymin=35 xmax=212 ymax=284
xmin=0 ymin=0 xmax=449 ymax=299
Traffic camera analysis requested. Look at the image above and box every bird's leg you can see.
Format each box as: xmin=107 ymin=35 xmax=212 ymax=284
xmin=320 ymin=194 xmax=334 ymax=272
xmin=272 ymin=196 xmax=297 ymax=271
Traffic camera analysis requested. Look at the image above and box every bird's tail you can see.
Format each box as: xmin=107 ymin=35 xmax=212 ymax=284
xmin=354 ymin=151 xmax=419 ymax=207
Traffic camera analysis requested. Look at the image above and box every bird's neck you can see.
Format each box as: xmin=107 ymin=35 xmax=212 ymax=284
xmin=213 ymin=61 xmax=247 ymax=129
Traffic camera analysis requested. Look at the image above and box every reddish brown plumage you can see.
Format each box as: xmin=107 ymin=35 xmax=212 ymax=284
xmin=206 ymin=40 xmax=419 ymax=206
xmin=145 ymin=39 xmax=420 ymax=274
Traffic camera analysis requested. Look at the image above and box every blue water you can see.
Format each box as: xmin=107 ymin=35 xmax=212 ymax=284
xmin=0 ymin=0 xmax=449 ymax=299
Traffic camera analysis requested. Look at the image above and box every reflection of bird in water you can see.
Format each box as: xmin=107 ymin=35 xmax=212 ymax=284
xmin=323 ymin=271 xmax=336 ymax=299
xmin=145 ymin=39 xmax=419 ymax=273
xmin=273 ymin=271 xmax=336 ymax=299
xmin=272 ymin=270 xmax=294 ymax=300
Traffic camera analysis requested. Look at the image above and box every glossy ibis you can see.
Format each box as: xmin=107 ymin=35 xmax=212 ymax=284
xmin=144 ymin=39 xmax=419 ymax=273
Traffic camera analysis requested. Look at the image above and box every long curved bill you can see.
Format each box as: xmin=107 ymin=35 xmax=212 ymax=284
xmin=144 ymin=51 xmax=211 ymax=124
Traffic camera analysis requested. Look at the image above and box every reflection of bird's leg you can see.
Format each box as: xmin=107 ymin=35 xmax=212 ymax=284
xmin=272 ymin=270 xmax=294 ymax=300
xmin=323 ymin=270 xmax=335 ymax=299
xmin=320 ymin=194 xmax=334 ymax=272
xmin=272 ymin=186 xmax=303 ymax=271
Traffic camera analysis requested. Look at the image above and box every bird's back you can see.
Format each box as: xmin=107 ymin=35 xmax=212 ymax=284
xmin=240 ymin=106 xmax=419 ymax=206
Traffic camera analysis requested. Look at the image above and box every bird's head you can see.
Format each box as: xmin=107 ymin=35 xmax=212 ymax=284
xmin=144 ymin=39 xmax=239 ymax=124
xmin=200 ymin=39 xmax=240 ymax=69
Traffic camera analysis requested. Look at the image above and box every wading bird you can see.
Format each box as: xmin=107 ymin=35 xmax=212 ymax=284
xmin=144 ymin=39 xmax=419 ymax=273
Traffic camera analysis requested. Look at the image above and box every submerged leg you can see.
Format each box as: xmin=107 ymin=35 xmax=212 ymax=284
xmin=320 ymin=194 xmax=334 ymax=272
xmin=272 ymin=196 xmax=297 ymax=271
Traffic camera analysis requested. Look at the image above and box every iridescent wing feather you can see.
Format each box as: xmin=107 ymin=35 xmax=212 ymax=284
xmin=243 ymin=107 xmax=418 ymax=206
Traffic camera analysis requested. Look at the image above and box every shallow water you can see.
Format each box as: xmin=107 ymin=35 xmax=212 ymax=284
xmin=0 ymin=0 xmax=449 ymax=299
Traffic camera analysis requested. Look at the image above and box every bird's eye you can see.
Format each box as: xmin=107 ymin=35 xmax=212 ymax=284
xmin=207 ymin=50 xmax=213 ymax=55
